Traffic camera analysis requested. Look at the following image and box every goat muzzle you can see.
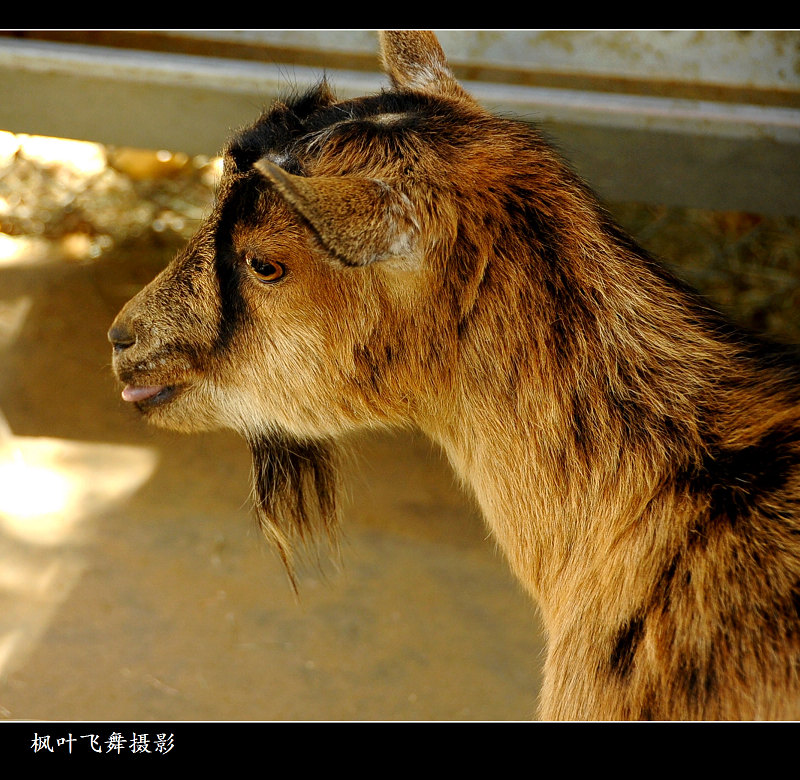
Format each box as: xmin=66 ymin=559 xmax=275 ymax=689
xmin=108 ymin=321 xmax=136 ymax=353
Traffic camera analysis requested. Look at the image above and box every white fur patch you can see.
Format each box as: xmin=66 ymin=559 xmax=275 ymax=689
xmin=371 ymin=112 xmax=411 ymax=127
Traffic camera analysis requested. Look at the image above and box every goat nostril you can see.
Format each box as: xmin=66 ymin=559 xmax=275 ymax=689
xmin=108 ymin=323 xmax=136 ymax=351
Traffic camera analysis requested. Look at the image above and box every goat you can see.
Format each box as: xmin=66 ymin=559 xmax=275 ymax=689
xmin=108 ymin=30 xmax=800 ymax=720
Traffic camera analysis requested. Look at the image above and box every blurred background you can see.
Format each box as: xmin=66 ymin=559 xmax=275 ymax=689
xmin=0 ymin=30 xmax=798 ymax=722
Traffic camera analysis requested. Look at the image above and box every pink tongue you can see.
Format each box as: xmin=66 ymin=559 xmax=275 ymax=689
xmin=121 ymin=384 xmax=165 ymax=403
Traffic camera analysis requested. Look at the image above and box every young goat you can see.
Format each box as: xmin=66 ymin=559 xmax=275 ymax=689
xmin=109 ymin=31 xmax=800 ymax=720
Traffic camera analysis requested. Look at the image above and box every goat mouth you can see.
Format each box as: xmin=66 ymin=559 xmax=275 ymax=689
xmin=121 ymin=383 xmax=181 ymax=409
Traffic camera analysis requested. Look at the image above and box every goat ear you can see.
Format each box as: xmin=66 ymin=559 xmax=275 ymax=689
xmin=379 ymin=30 xmax=471 ymax=101
xmin=254 ymin=159 xmax=418 ymax=267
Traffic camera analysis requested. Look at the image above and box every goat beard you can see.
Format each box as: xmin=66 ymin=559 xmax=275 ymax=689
xmin=247 ymin=432 xmax=341 ymax=593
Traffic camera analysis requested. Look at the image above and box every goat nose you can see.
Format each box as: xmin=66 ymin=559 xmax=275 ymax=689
xmin=108 ymin=321 xmax=136 ymax=352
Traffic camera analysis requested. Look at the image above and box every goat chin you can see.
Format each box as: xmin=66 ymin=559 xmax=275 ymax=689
xmin=124 ymin=384 xmax=218 ymax=434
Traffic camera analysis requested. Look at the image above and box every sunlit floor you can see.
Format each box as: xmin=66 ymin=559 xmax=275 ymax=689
xmin=0 ymin=142 xmax=544 ymax=720
xmin=0 ymin=414 xmax=158 ymax=688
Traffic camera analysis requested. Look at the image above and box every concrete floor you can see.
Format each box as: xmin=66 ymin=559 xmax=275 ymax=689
xmin=0 ymin=232 xmax=545 ymax=722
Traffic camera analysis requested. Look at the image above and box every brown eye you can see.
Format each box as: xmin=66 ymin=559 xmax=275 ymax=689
xmin=246 ymin=255 xmax=285 ymax=283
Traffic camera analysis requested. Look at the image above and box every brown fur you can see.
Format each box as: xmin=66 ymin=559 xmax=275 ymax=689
xmin=109 ymin=31 xmax=800 ymax=720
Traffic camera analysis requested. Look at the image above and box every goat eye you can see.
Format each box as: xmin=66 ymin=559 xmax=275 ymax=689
xmin=246 ymin=255 xmax=285 ymax=283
